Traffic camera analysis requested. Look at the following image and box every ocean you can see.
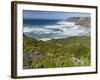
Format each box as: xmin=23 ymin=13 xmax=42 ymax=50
xmin=23 ymin=19 xmax=90 ymax=41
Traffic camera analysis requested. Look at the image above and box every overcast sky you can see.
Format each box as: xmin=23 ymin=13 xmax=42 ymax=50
xmin=23 ymin=10 xmax=90 ymax=20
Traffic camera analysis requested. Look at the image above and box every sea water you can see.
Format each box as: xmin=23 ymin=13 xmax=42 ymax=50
xmin=23 ymin=19 xmax=90 ymax=41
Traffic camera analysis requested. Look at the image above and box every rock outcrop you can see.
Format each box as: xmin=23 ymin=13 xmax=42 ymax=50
xmin=65 ymin=17 xmax=91 ymax=27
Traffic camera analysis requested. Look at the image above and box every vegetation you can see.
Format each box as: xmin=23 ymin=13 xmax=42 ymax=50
xmin=23 ymin=35 xmax=91 ymax=69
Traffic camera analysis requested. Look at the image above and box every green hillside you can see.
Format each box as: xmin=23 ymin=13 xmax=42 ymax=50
xmin=23 ymin=35 xmax=91 ymax=69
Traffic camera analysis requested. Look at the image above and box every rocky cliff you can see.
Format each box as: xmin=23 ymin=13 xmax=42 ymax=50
xmin=65 ymin=17 xmax=91 ymax=27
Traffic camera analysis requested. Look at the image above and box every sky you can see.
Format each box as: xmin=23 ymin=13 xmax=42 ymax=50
xmin=23 ymin=10 xmax=90 ymax=20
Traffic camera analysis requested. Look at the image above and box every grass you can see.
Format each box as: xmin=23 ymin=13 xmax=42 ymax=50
xmin=23 ymin=35 xmax=91 ymax=69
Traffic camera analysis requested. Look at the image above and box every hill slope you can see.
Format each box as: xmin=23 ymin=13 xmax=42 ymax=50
xmin=23 ymin=35 xmax=91 ymax=69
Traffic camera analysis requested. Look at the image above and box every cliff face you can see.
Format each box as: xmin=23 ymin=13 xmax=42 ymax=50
xmin=65 ymin=17 xmax=91 ymax=27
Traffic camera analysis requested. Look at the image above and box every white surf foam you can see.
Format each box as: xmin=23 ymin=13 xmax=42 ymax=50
xmin=23 ymin=20 xmax=90 ymax=41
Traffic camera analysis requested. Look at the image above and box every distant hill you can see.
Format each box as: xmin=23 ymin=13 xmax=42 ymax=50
xmin=65 ymin=17 xmax=91 ymax=27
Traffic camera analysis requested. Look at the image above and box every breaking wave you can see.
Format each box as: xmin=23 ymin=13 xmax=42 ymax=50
xmin=24 ymin=20 xmax=90 ymax=41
